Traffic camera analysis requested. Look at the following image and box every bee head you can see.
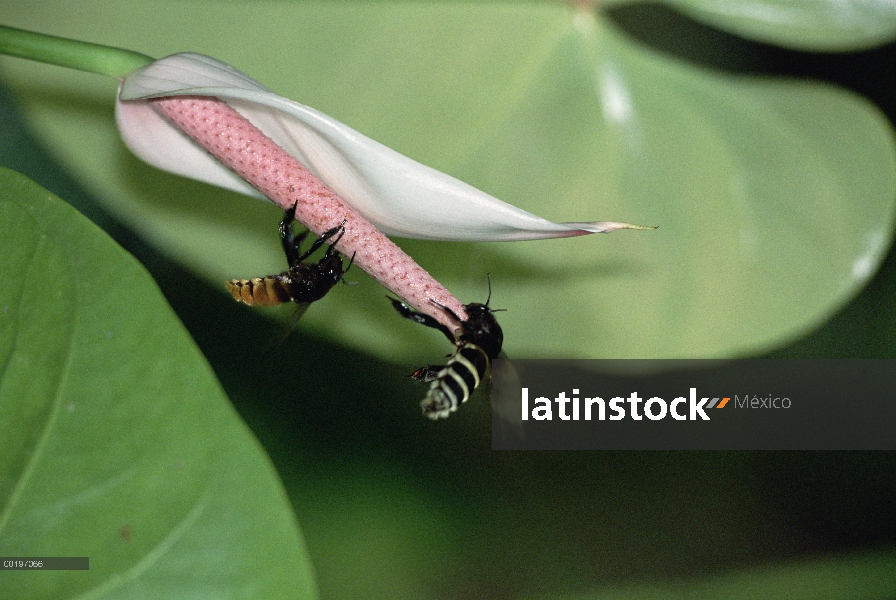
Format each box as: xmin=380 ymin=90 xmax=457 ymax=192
xmin=459 ymin=302 xmax=504 ymax=359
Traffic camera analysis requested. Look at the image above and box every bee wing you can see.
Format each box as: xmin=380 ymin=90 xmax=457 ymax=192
xmin=288 ymin=301 xmax=311 ymax=329
xmin=489 ymin=353 xmax=526 ymax=440
xmin=480 ymin=351 xmax=507 ymax=402
xmin=274 ymin=302 xmax=311 ymax=344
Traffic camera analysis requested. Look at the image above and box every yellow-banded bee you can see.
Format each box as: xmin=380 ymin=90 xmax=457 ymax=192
xmin=227 ymin=203 xmax=353 ymax=318
xmin=390 ymin=285 xmax=504 ymax=419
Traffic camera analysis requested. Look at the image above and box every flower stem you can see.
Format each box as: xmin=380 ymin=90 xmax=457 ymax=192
xmin=0 ymin=25 xmax=152 ymax=77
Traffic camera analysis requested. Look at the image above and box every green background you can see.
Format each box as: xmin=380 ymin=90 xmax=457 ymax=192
xmin=1 ymin=2 xmax=896 ymax=599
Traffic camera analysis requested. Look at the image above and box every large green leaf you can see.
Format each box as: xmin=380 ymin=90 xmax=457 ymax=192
xmin=659 ymin=0 xmax=896 ymax=51
xmin=0 ymin=168 xmax=315 ymax=599
xmin=0 ymin=2 xmax=893 ymax=363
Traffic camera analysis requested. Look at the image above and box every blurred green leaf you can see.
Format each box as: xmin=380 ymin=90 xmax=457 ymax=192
xmin=0 ymin=3 xmax=894 ymax=363
xmin=0 ymin=168 xmax=315 ymax=599
xmin=532 ymin=551 xmax=896 ymax=600
xmin=659 ymin=0 xmax=896 ymax=51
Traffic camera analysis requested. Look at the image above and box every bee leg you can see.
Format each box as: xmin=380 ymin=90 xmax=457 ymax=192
xmin=339 ymin=252 xmax=358 ymax=285
xmin=322 ymin=222 xmax=349 ymax=259
xmin=280 ymin=202 xmax=309 ymax=268
xmin=408 ymin=365 xmax=444 ymax=382
xmin=388 ymin=297 xmax=456 ymax=345
xmin=300 ymin=218 xmax=347 ymax=261
xmin=429 ymin=299 xmax=463 ymax=325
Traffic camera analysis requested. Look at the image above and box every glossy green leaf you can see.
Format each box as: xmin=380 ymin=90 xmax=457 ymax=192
xmin=0 ymin=169 xmax=315 ymax=599
xmin=0 ymin=2 xmax=893 ymax=363
xmin=659 ymin=0 xmax=896 ymax=51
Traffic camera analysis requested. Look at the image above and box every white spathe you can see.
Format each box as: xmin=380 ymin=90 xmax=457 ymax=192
xmin=117 ymin=53 xmax=650 ymax=241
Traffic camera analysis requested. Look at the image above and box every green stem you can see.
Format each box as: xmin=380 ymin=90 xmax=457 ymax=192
xmin=0 ymin=25 xmax=154 ymax=77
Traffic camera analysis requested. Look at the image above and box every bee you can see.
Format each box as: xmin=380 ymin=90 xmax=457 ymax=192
xmin=390 ymin=282 xmax=504 ymax=419
xmin=227 ymin=203 xmax=353 ymax=320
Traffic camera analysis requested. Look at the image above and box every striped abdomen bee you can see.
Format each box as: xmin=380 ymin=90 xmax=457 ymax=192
xmin=227 ymin=203 xmax=353 ymax=315
xmin=390 ymin=286 xmax=504 ymax=419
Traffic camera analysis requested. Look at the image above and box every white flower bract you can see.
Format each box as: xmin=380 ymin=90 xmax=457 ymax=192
xmin=117 ymin=53 xmax=650 ymax=241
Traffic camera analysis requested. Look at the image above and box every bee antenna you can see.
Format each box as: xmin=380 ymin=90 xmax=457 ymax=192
xmin=485 ymin=273 xmax=493 ymax=306
xmin=482 ymin=274 xmax=507 ymax=312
